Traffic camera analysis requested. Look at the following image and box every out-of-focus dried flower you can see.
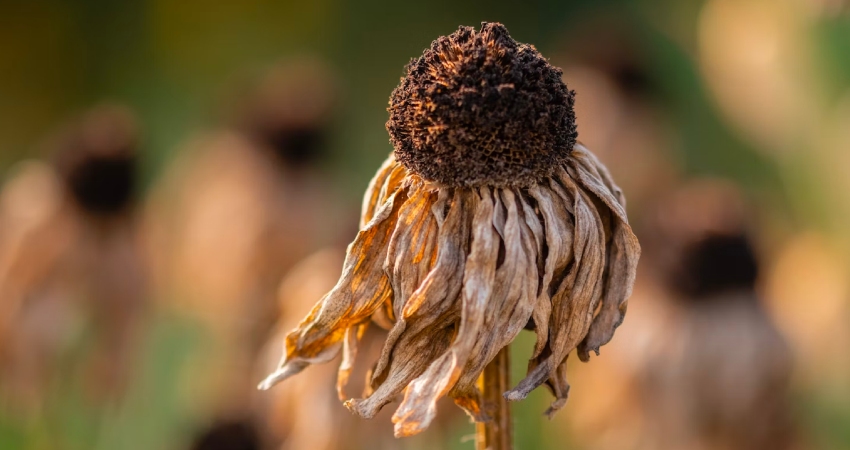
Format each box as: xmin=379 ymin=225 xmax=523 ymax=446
xmin=260 ymin=22 xmax=640 ymax=437
xmin=0 ymin=104 xmax=147 ymax=412
xmin=145 ymin=58 xmax=348 ymax=419
xmin=51 ymin=105 xmax=139 ymax=216
xmin=189 ymin=419 xmax=262 ymax=450
xmin=642 ymin=237 xmax=796 ymax=448
xmin=563 ymin=180 xmax=796 ymax=450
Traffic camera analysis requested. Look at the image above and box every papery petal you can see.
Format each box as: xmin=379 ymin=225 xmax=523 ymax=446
xmin=526 ymin=185 xmax=574 ymax=359
xmin=370 ymin=189 xmax=467 ymax=385
xmin=572 ymin=143 xmax=625 ymax=207
xmin=452 ymin=189 xmax=538 ymax=398
xmin=385 ymin=184 xmax=438 ymax=320
xmin=337 ymin=323 xmax=368 ymax=400
xmin=347 ymin=189 xmax=470 ymax=420
xmin=564 ymin=157 xmax=641 ymax=360
xmin=346 ymin=324 xmax=454 ymax=421
xmin=543 ymin=356 xmax=570 ymax=418
xmin=259 ymin=182 xmax=408 ymax=390
xmin=507 ymin=176 xmax=606 ymax=403
xmin=361 ymin=155 xmax=399 ymax=226
xmin=391 ymin=187 xmax=497 ymax=435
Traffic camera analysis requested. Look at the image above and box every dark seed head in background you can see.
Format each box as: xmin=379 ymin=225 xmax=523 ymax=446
xmin=52 ymin=105 xmax=139 ymax=216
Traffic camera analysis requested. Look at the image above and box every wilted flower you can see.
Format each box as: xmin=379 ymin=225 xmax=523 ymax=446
xmin=144 ymin=58 xmax=348 ymax=422
xmin=0 ymin=104 xmax=147 ymax=412
xmin=643 ymin=181 xmax=796 ymax=450
xmin=260 ymin=22 xmax=640 ymax=437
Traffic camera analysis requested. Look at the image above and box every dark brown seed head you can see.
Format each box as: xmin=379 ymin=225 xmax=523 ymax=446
xmin=387 ymin=22 xmax=577 ymax=187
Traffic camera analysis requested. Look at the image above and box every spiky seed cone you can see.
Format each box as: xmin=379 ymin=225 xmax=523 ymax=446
xmin=388 ymin=22 xmax=577 ymax=187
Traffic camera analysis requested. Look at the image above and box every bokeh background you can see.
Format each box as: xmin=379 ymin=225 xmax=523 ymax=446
xmin=1 ymin=0 xmax=849 ymax=449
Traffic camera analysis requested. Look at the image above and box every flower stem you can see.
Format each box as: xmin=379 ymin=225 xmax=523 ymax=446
xmin=476 ymin=346 xmax=512 ymax=450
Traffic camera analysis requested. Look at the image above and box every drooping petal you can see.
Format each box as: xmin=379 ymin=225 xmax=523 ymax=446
xmin=572 ymin=143 xmax=625 ymax=207
xmin=543 ymin=356 xmax=570 ymax=418
xmin=377 ymin=164 xmax=409 ymax=218
xmin=370 ymin=189 xmax=467 ymax=386
xmin=337 ymin=323 xmax=368 ymax=400
xmin=519 ymin=192 xmax=545 ymax=290
xmin=258 ymin=181 xmax=409 ymax=390
xmin=346 ymin=322 xmax=455 ymax=421
xmin=346 ymin=189 xmax=470 ymax=420
xmin=385 ymin=184 xmax=438 ymax=319
xmin=526 ymin=185 xmax=574 ymax=359
xmin=507 ymin=175 xmax=606 ymax=405
xmin=564 ymin=157 xmax=640 ymax=361
xmin=361 ymin=155 xmax=399 ymax=226
xmin=451 ymin=189 xmax=538 ymax=405
xmin=391 ymin=187 xmax=497 ymax=436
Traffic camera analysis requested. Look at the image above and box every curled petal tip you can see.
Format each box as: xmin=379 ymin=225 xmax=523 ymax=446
xmin=257 ymin=364 xmax=301 ymax=391
xmin=393 ymin=420 xmax=426 ymax=438
xmin=503 ymin=390 xmax=527 ymax=402
xmin=257 ymin=376 xmax=277 ymax=391
xmin=257 ymin=372 xmax=283 ymax=391
xmin=577 ymin=345 xmax=602 ymax=362
xmin=344 ymin=398 xmax=379 ymax=419
xmin=544 ymin=398 xmax=567 ymax=419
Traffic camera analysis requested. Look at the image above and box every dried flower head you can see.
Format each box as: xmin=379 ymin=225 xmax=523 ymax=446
xmin=260 ymin=22 xmax=640 ymax=437
xmin=388 ymin=22 xmax=576 ymax=187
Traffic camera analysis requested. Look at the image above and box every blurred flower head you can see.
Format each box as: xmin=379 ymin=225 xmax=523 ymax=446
xmin=50 ymin=104 xmax=139 ymax=217
xmin=260 ymin=22 xmax=640 ymax=437
xmin=640 ymin=179 xmax=796 ymax=450
xmin=0 ymin=103 xmax=147 ymax=414
xmin=233 ymin=58 xmax=339 ymax=169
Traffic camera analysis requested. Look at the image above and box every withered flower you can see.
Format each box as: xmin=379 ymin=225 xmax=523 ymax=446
xmin=638 ymin=181 xmax=796 ymax=450
xmin=0 ymin=104 xmax=147 ymax=411
xmin=260 ymin=22 xmax=640 ymax=437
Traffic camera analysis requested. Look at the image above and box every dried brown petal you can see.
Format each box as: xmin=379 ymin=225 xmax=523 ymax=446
xmin=336 ymin=323 xmax=367 ymax=400
xmin=566 ymin=146 xmax=640 ymax=360
xmin=506 ymin=174 xmax=606 ymax=405
xmin=259 ymin=182 xmax=408 ymax=389
xmin=345 ymin=188 xmax=470 ymax=424
xmin=391 ymin=187 xmax=496 ymax=435
xmin=452 ymin=189 xmax=538 ymax=396
xmin=361 ymin=155 xmax=398 ymax=227
xmin=526 ymin=184 xmax=574 ymax=359
xmin=261 ymin=145 xmax=640 ymax=435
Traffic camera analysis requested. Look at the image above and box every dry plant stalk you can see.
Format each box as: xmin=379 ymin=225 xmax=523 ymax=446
xmin=476 ymin=347 xmax=511 ymax=450
xmin=260 ymin=22 xmax=640 ymax=442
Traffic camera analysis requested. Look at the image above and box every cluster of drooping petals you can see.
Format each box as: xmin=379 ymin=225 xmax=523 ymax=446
xmin=260 ymin=143 xmax=639 ymax=436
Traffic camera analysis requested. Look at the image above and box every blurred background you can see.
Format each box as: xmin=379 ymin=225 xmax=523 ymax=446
xmin=1 ymin=0 xmax=849 ymax=449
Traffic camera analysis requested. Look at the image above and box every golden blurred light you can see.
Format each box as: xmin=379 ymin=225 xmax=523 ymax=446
xmin=792 ymin=0 xmax=848 ymax=17
xmin=764 ymin=232 xmax=850 ymax=384
xmin=698 ymin=0 xmax=816 ymax=154
xmin=812 ymin=91 xmax=850 ymax=233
